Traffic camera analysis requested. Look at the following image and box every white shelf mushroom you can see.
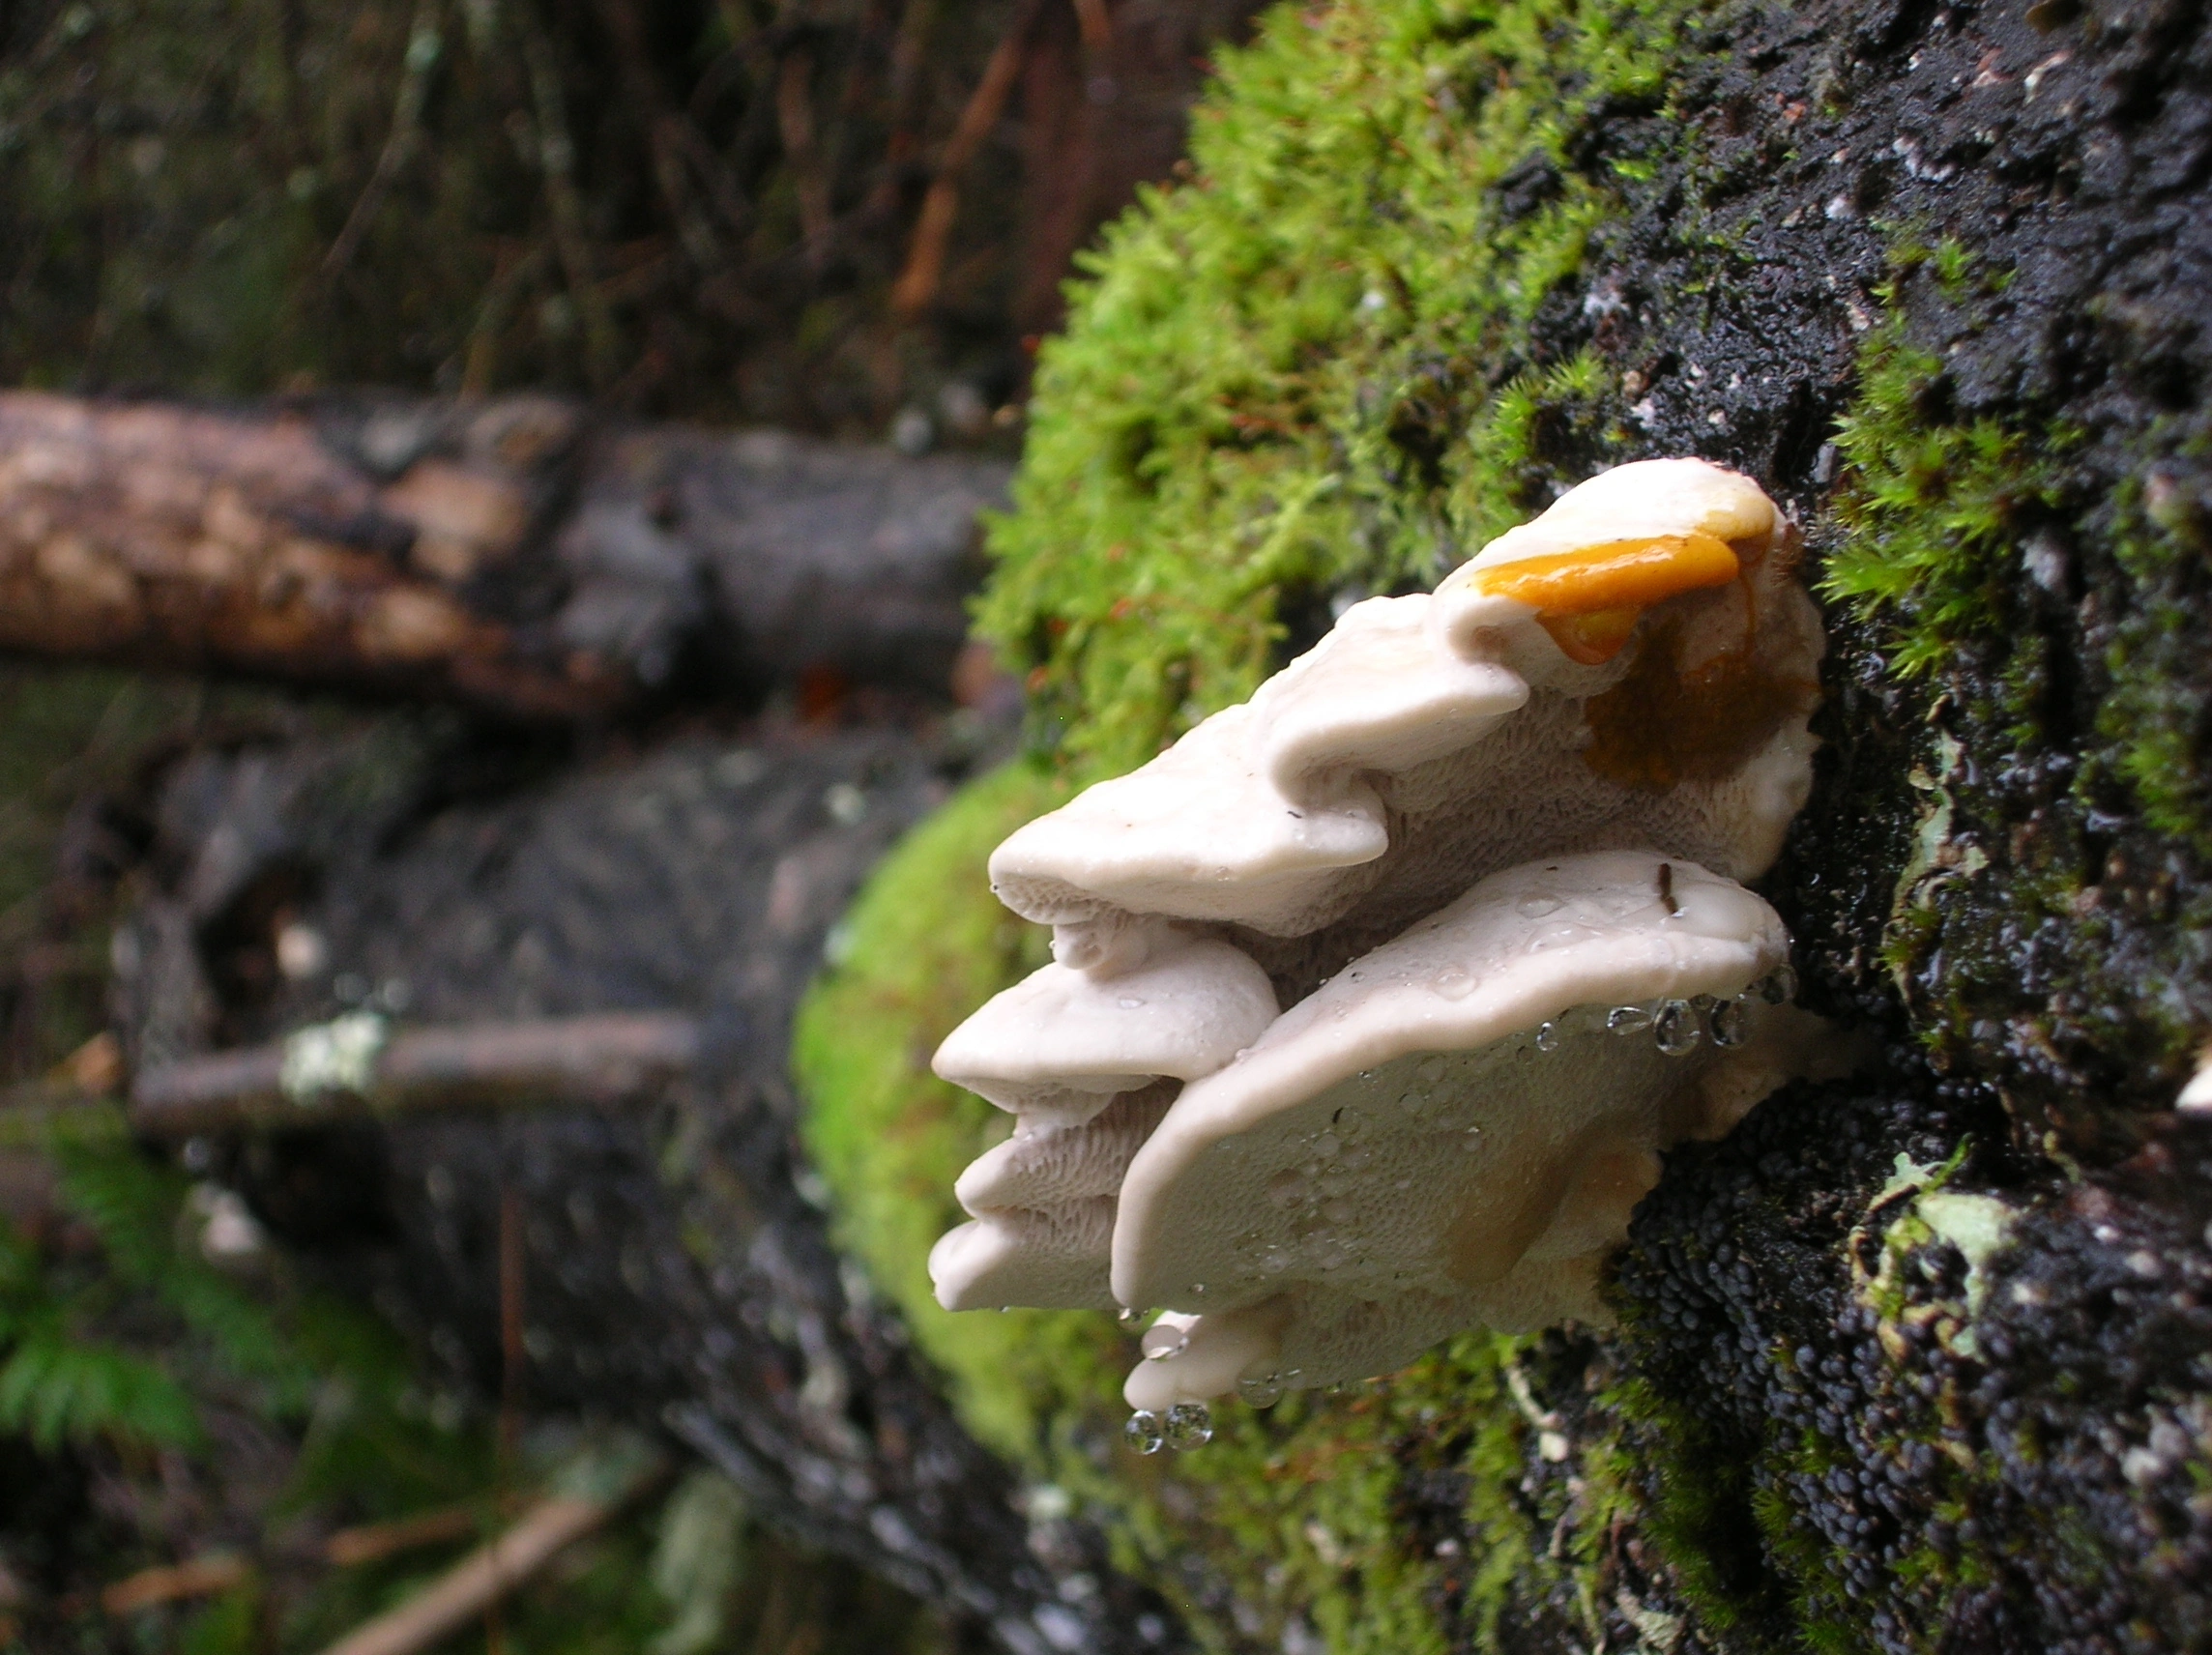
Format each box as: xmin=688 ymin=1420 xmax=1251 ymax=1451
xmin=987 ymin=458 xmax=1821 ymax=982
xmin=923 ymin=458 xmax=1835 ymax=1430
xmin=1114 ymin=850 xmax=1793 ymax=1411
xmin=928 ymin=931 xmax=1277 ymax=1310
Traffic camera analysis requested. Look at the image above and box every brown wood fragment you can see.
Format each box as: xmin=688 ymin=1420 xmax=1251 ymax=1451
xmin=0 ymin=391 xmax=1008 ymax=718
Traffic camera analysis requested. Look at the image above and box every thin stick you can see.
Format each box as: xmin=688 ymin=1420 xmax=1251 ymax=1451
xmin=889 ymin=0 xmax=1047 ymax=316
xmin=130 ymin=1012 xmax=701 ymax=1137
xmin=102 ymin=1554 xmax=250 ymax=1616
xmin=517 ymin=0 xmax=621 ymax=387
xmin=313 ymin=1470 xmax=659 ymax=1655
xmin=326 ymin=1506 xmax=482 ymax=1569
xmin=325 ymin=0 xmax=446 ymax=277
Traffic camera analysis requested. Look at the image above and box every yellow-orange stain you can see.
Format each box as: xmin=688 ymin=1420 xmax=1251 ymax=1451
xmin=1469 ymin=533 xmax=1741 ymax=664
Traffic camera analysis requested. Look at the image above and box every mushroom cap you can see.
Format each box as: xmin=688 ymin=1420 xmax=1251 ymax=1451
xmin=1456 ymin=456 xmax=1778 ymax=576
xmin=987 ymin=596 xmax=1529 ymax=936
xmin=936 ymin=1084 xmax=1178 ymax=1314
xmin=929 ymin=1199 xmax=1118 ymax=1311
xmin=1111 ymin=850 xmax=1790 ymax=1326
xmin=986 ymin=464 xmax=1818 ymax=957
xmin=1246 ymin=595 xmax=1529 ymax=798
xmin=988 ymin=701 xmax=1391 ymax=934
xmin=931 ymin=934 xmax=1278 ymax=1123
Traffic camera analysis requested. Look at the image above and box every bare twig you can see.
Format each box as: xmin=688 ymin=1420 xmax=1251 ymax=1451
xmin=889 ymin=0 xmax=1048 ymax=317
xmin=130 ymin=1012 xmax=702 ymax=1136
xmin=516 ymin=0 xmax=621 ymax=388
xmin=324 ymin=0 xmax=446 ymax=278
xmin=326 ymin=1505 xmax=483 ymax=1569
xmin=1069 ymin=0 xmax=1112 ymax=54
xmin=775 ymin=47 xmax=834 ymax=271
xmin=591 ymin=0 xmax=725 ymax=271
xmin=314 ymin=1448 xmax=664 ymax=1655
xmin=102 ymin=1554 xmax=250 ymax=1617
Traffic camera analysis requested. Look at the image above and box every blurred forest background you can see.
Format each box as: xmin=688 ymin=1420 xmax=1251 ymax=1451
xmin=0 ymin=0 xmax=1257 ymax=1649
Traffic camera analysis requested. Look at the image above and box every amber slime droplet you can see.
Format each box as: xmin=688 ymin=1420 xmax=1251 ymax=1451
xmin=1537 ymin=608 xmax=1643 ymax=666
xmin=1470 ymin=533 xmax=1741 ymax=614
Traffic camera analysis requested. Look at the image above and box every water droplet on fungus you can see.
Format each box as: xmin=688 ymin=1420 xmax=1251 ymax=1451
xmin=1654 ymin=1000 xmax=1702 ymax=1057
xmin=1432 ymin=967 xmax=1476 ymax=999
xmin=1164 ymin=1402 xmax=1212 ymax=1450
xmin=1126 ymin=1410 xmax=1165 ymax=1454
xmin=1239 ymin=1373 xmax=1284 ymax=1408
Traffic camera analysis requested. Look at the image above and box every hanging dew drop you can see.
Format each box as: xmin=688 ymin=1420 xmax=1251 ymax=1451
xmin=1238 ymin=1373 xmax=1284 ymax=1408
xmin=1709 ymin=995 xmax=1749 ymax=1047
xmin=1125 ymin=1410 xmax=1165 ymax=1454
xmin=1608 ymin=1004 xmax=1655 ymax=1035
xmin=1534 ymin=1020 xmax=1560 ymax=1053
xmin=1653 ymin=1000 xmax=1702 ymax=1057
xmin=1164 ymin=1402 xmax=1212 ymax=1450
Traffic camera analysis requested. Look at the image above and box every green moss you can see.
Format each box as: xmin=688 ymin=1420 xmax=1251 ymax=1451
xmin=975 ymin=0 xmax=1701 ymax=779
xmin=1819 ymin=276 xmax=2076 ymax=694
xmin=2094 ymin=430 xmax=2212 ymax=860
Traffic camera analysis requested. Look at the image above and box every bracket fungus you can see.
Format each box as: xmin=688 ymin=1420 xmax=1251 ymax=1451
xmin=930 ymin=928 xmax=1278 ymax=1310
xmin=927 ymin=459 xmax=1830 ymax=1433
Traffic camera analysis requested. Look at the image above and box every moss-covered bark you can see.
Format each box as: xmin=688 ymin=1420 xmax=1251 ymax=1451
xmin=798 ymin=0 xmax=2212 ymax=1648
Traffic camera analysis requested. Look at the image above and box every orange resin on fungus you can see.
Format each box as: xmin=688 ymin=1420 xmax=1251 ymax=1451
xmin=1469 ymin=532 xmax=1741 ymax=664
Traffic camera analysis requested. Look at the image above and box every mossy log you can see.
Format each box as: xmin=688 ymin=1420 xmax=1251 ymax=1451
xmin=800 ymin=0 xmax=2212 ymax=1650
xmin=0 ymin=391 xmax=1008 ymax=717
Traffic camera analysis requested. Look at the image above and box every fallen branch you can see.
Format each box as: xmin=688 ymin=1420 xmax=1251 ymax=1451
xmin=130 ymin=1011 xmax=702 ymax=1136
xmin=315 ymin=1446 xmax=663 ymax=1655
xmin=0 ymin=391 xmax=1006 ymax=718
